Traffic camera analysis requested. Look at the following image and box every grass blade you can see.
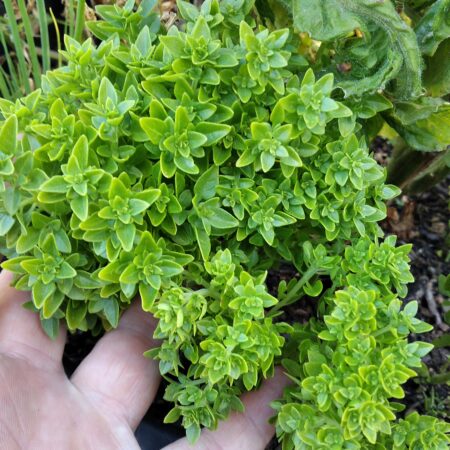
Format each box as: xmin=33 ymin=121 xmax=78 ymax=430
xmin=74 ymin=0 xmax=86 ymax=43
xmin=36 ymin=0 xmax=51 ymax=73
xmin=17 ymin=0 xmax=42 ymax=89
xmin=0 ymin=24 xmax=21 ymax=96
xmin=0 ymin=66 xmax=12 ymax=100
xmin=67 ymin=0 xmax=75 ymax=38
xmin=49 ymin=8 xmax=63 ymax=67
xmin=3 ymin=0 xmax=31 ymax=93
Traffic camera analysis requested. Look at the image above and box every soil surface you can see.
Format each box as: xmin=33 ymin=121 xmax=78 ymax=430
xmin=383 ymin=179 xmax=449 ymax=421
xmin=377 ymin=140 xmax=449 ymax=422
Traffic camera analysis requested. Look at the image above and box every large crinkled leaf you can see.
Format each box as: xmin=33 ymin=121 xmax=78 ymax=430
xmin=415 ymin=0 xmax=450 ymax=56
xmin=292 ymin=0 xmax=359 ymax=40
xmin=256 ymin=0 xmax=291 ymax=27
xmin=423 ymin=39 xmax=450 ymax=97
xmin=384 ymin=97 xmax=450 ymax=151
xmin=290 ymin=0 xmax=422 ymax=99
xmin=334 ymin=23 xmax=403 ymax=98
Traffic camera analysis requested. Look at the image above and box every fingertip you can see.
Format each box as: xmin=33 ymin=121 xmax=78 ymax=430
xmin=163 ymin=367 xmax=291 ymax=450
xmin=116 ymin=299 xmax=159 ymax=348
xmin=0 ymin=269 xmax=26 ymax=302
xmin=0 ymin=269 xmax=67 ymax=368
xmin=71 ymin=299 xmax=161 ymax=430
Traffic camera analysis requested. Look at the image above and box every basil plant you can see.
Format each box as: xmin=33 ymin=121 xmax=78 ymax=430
xmin=0 ymin=0 xmax=448 ymax=447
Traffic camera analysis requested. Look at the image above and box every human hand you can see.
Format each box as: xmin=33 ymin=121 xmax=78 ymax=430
xmin=0 ymin=270 xmax=288 ymax=450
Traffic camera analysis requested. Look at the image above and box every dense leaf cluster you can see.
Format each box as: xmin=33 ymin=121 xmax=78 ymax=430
xmin=0 ymin=0 xmax=448 ymax=447
xmin=275 ymin=288 xmax=440 ymax=448
xmin=264 ymin=0 xmax=450 ymax=192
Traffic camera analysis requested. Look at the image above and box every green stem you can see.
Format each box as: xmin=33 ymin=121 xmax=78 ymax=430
xmin=372 ymin=325 xmax=391 ymax=338
xmin=20 ymin=199 xmax=36 ymax=209
xmin=406 ymin=148 xmax=450 ymax=194
xmin=74 ymin=0 xmax=86 ymax=43
xmin=429 ymin=371 xmax=450 ymax=385
xmin=193 ymin=288 xmax=210 ymax=297
xmin=268 ymin=266 xmax=318 ymax=316
xmin=386 ymin=141 xmax=439 ymax=192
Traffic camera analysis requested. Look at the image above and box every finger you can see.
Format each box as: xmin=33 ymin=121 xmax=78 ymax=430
xmin=0 ymin=270 xmax=66 ymax=369
xmin=71 ymin=300 xmax=160 ymax=430
xmin=163 ymin=368 xmax=290 ymax=450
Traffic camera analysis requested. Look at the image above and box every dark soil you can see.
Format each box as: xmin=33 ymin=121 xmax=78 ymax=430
xmin=384 ymin=180 xmax=450 ymax=421
xmin=371 ymin=138 xmax=449 ymax=421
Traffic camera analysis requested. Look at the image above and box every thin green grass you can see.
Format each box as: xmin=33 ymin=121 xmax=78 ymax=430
xmin=16 ymin=0 xmax=42 ymax=89
xmin=74 ymin=0 xmax=87 ymax=43
xmin=3 ymin=0 xmax=32 ymax=93
xmin=0 ymin=25 xmax=21 ymax=97
xmin=0 ymin=0 xmax=84 ymax=100
xmin=0 ymin=67 xmax=12 ymax=99
xmin=37 ymin=0 xmax=51 ymax=74
xmin=68 ymin=0 xmax=76 ymax=38
xmin=49 ymin=8 xmax=63 ymax=67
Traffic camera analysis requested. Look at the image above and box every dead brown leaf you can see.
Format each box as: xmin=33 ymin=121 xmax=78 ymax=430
xmin=385 ymin=197 xmax=418 ymax=240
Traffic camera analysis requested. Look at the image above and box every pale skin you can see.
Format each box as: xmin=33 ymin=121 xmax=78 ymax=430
xmin=0 ymin=270 xmax=288 ymax=450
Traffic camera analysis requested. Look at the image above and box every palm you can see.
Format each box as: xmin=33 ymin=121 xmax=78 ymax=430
xmin=0 ymin=271 xmax=287 ymax=450
xmin=0 ymin=355 xmax=139 ymax=450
